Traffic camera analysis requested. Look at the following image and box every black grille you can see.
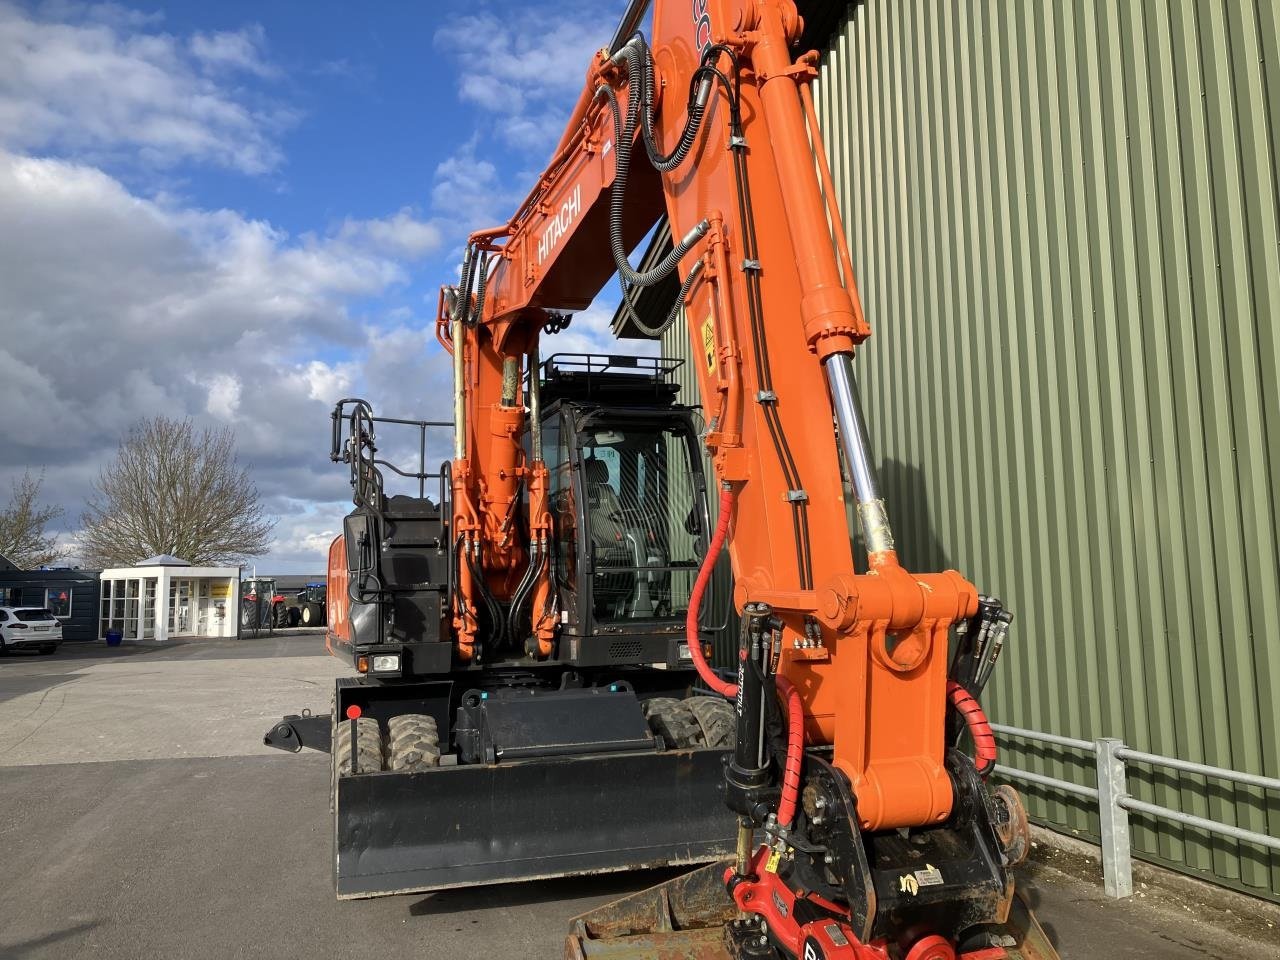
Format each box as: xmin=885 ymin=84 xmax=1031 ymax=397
xmin=608 ymin=640 xmax=644 ymax=661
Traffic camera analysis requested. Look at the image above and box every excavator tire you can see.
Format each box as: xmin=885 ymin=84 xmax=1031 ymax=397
xmin=644 ymin=697 xmax=702 ymax=749
xmin=385 ymin=714 xmax=442 ymax=771
xmin=334 ymin=716 xmax=383 ymax=777
xmin=687 ymin=696 xmax=735 ymax=748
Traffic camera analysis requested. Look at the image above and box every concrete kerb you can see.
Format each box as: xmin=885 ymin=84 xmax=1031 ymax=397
xmin=1025 ymin=824 xmax=1280 ymax=944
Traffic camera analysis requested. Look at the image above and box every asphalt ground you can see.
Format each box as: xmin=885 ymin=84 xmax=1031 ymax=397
xmin=0 ymin=636 xmax=1276 ymax=960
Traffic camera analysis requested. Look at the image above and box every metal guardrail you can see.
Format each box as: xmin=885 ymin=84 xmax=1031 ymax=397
xmin=991 ymin=722 xmax=1280 ymax=898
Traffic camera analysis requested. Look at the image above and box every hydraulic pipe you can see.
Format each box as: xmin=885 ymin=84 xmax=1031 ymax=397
xmin=823 ymin=353 xmax=895 ymax=560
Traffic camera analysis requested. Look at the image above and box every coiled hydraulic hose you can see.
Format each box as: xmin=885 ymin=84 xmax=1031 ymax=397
xmin=621 ymin=259 xmax=704 ymax=338
xmin=623 ymin=35 xmax=711 ymax=173
xmin=595 ymin=81 xmax=707 ymax=291
xmin=687 ymin=488 xmax=737 ymax=699
xmin=775 ymin=675 xmax=805 ymax=828
xmin=948 ymin=679 xmax=997 ymax=777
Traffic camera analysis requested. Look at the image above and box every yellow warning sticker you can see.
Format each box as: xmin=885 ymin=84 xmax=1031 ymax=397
xmin=765 ymin=849 xmax=782 ymax=874
xmin=701 ymin=316 xmax=716 ymax=374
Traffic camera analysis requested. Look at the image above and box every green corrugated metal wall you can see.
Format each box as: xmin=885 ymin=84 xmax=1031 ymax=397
xmin=664 ymin=0 xmax=1280 ymax=902
xmin=812 ymin=0 xmax=1280 ymax=902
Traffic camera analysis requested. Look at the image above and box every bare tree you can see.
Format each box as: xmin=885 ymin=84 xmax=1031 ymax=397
xmin=78 ymin=417 xmax=276 ymax=567
xmin=0 ymin=471 xmax=64 ymax=569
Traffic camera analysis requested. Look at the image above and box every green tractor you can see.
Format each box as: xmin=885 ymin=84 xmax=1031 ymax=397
xmin=291 ymin=582 xmax=326 ymax=628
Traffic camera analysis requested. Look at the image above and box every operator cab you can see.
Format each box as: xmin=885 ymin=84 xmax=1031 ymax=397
xmin=329 ymin=354 xmax=713 ymax=677
xmin=536 ymin=354 xmax=712 ymax=668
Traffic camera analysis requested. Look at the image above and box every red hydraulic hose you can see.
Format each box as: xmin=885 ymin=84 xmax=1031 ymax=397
xmin=775 ymin=675 xmax=805 ymax=827
xmin=948 ymin=680 xmax=997 ymax=777
xmin=687 ymin=489 xmax=737 ymax=698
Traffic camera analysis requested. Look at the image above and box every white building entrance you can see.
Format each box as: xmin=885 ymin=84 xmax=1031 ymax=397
xmin=99 ymin=556 xmax=239 ymax=642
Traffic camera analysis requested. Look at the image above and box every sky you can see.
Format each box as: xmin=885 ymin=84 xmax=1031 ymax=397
xmin=0 ymin=0 xmax=644 ymax=573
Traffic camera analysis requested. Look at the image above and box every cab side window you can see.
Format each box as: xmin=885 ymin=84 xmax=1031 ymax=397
xmin=544 ymin=416 xmax=576 ymax=591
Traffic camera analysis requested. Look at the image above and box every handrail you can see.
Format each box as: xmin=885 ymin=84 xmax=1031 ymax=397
xmin=1114 ymin=747 xmax=1280 ymax=792
xmin=991 ymin=722 xmax=1094 ymax=753
xmin=990 ymin=722 xmax=1280 ymax=899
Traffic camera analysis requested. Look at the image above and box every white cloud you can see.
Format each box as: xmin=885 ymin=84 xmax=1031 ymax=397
xmin=433 ymin=2 xmax=627 ymax=150
xmin=202 ymin=373 xmax=242 ymax=420
xmin=431 ymin=138 xmax=513 ymax=231
xmin=189 ymin=24 xmax=275 ymax=78
xmin=0 ymin=148 xmax=455 ymax=571
xmin=0 ymin=1 xmax=290 ymax=173
xmin=338 ymin=208 xmax=443 ymax=260
xmin=260 ymin=507 xmax=345 ymax=572
xmin=301 ymin=360 xmax=356 ymax=403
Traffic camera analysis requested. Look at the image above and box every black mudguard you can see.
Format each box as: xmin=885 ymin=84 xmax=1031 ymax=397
xmin=334 ymin=746 xmax=735 ymax=898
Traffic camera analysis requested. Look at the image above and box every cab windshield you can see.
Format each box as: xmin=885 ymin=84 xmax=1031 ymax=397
xmin=578 ymin=422 xmax=704 ymax=622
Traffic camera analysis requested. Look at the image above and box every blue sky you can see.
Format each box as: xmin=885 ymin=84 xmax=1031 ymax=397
xmin=0 ymin=0 xmax=636 ymax=571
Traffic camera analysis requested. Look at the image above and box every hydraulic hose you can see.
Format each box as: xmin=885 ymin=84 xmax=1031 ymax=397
xmin=775 ymin=675 xmax=805 ymax=828
xmin=594 ymin=67 xmax=708 ymax=291
xmin=629 ymin=36 xmax=711 ymax=173
xmin=621 ymin=259 xmax=704 ymax=338
xmin=687 ymin=488 xmax=737 ymax=698
xmin=947 ymin=679 xmax=997 ymax=778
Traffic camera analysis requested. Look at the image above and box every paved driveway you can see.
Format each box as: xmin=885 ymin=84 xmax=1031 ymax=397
xmin=0 ymin=636 xmax=1274 ymax=959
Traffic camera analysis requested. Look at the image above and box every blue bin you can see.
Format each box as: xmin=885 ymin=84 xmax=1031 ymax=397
xmin=105 ymin=628 xmax=123 ymax=647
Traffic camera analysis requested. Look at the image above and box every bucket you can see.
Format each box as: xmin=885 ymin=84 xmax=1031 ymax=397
xmin=105 ymin=628 xmax=123 ymax=647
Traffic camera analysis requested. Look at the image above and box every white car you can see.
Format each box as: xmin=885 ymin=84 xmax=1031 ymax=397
xmin=0 ymin=607 xmax=63 ymax=655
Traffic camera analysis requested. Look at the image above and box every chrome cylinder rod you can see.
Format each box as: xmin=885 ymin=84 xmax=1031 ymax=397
xmin=451 ymin=302 xmax=466 ymax=462
xmin=500 ymin=357 xmax=520 ymax=407
xmin=528 ymin=348 xmax=542 ymax=463
xmin=608 ymin=0 xmax=652 ymax=54
xmin=823 ymin=352 xmax=895 ymax=557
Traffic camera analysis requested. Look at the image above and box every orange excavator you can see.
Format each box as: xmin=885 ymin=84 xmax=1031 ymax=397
xmin=266 ymin=0 xmax=1059 ymax=955
xmin=443 ymin=0 xmax=1057 ymax=954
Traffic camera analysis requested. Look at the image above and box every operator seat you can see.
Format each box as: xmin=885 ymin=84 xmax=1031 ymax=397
xmin=585 ymin=456 xmax=631 ymax=617
xmin=585 ymin=457 xmax=622 ymax=523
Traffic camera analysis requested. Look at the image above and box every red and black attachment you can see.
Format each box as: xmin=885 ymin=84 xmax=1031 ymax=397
xmin=708 ymin=597 xmax=1042 ymax=960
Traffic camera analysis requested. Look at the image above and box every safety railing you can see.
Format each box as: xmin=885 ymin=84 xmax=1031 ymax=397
xmin=991 ymin=722 xmax=1280 ymax=898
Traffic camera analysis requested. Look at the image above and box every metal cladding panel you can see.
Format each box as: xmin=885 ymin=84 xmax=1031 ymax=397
xmin=809 ymin=1 xmax=1280 ymax=900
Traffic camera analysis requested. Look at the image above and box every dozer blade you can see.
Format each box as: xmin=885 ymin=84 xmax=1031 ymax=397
xmin=334 ymin=747 xmax=734 ymax=898
xmin=564 ymin=866 xmax=1062 ymax=960
xmin=997 ymin=889 xmax=1061 ymax=960
xmin=564 ymin=861 xmax=736 ymax=960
